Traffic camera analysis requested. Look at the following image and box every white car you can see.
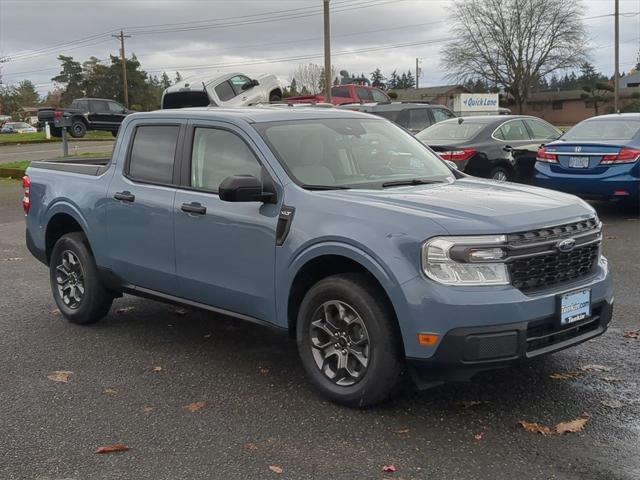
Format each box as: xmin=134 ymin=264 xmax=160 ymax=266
xmin=1 ymin=122 xmax=38 ymax=134
xmin=161 ymin=72 xmax=283 ymax=109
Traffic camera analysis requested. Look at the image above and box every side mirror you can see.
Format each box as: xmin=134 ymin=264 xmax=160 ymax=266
xmin=218 ymin=175 xmax=276 ymax=203
xmin=243 ymin=79 xmax=260 ymax=90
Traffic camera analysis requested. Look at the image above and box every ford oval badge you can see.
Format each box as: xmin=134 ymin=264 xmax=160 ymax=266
xmin=557 ymin=238 xmax=576 ymax=253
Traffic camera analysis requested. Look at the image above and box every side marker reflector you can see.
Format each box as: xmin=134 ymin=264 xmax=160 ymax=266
xmin=417 ymin=333 xmax=439 ymax=347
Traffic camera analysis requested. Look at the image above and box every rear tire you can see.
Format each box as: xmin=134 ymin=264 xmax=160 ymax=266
xmin=489 ymin=165 xmax=512 ymax=182
xmin=269 ymin=93 xmax=282 ymax=102
xmin=49 ymin=232 xmax=113 ymax=325
xmin=296 ymin=273 xmax=404 ymax=407
xmin=50 ymin=126 xmax=62 ymax=138
xmin=69 ymin=120 xmax=87 ymax=138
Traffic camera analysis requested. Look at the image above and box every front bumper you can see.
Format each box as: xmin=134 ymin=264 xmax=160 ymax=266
xmin=407 ymin=300 xmax=613 ymax=389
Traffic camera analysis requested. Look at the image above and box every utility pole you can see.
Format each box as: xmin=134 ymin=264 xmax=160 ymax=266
xmin=614 ymin=0 xmax=619 ymax=112
xmin=323 ymin=0 xmax=332 ymax=103
xmin=415 ymin=58 xmax=422 ymax=89
xmin=112 ymin=30 xmax=131 ymax=108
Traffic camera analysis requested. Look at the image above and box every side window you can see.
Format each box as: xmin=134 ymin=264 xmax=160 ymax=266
xmin=371 ymin=89 xmax=389 ymax=103
xmin=525 ymin=119 xmax=561 ymax=140
xmin=108 ymin=101 xmax=124 ymax=113
xmin=331 ymin=86 xmax=350 ymax=98
xmin=496 ymin=120 xmax=531 ymax=141
xmin=432 ymin=108 xmax=454 ymax=123
xmin=229 ymin=75 xmax=252 ymax=94
xmin=89 ymin=100 xmax=109 ymax=113
xmin=75 ymin=100 xmax=88 ymax=110
xmin=128 ymin=125 xmax=179 ymax=184
xmin=191 ymin=128 xmax=262 ymax=192
xmin=408 ymin=109 xmax=431 ymax=131
xmin=215 ymin=81 xmax=236 ymax=102
xmin=355 ymin=87 xmax=373 ymax=102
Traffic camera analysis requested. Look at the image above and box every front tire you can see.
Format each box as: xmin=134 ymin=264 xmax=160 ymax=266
xmin=49 ymin=232 xmax=113 ymax=325
xmin=296 ymin=273 xmax=403 ymax=407
xmin=269 ymin=92 xmax=282 ymax=102
xmin=489 ymin=165 xmax=512 ymax=182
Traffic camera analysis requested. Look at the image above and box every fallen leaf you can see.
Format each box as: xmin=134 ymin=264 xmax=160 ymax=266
xmin=95 ymin=444 xmax=129 ymax=454
xmin=518 ymin=420 xmax=553 ymax=436
xmin=47 ymin=370 xmax=73 ymax=383
xmin=601 ymin=399 xmax=623 ymax=409
xmin=116 ymin=306 xmax=135 ymax=314
xmin=623 ymin=330 xmax=640 ymax=339
xmin=555 ymin=416 xmax=589 ymax=435
xmin=268 ymin=465 xmax=283 ymax=474
xmin=395 ymin=428 xmax=410 ymax=434
xmin=456 ymin=400 xmax=485 ymax=408
xmin=549 ymin=371 xmax=581 ymax=380
xmin=244 ymin=442 xmax=258 ymax=451
xmin=259 ymin=367 xmax=270 ymax=375
xmin=4 ymin=257 xmax=23 ymax=261
xmin=474 ymin=432 xmax=484 ymax=441
xmin=580 ymin=364 xmax=612 ymax=372
xmin=51 ymin=308 xmax=60 ymax=315
xmin=382 ymin=465 xmax=397 ymax=473
xmin=104 ymin=388 xmax=118 ymax=395
xmin=184 ymin=401 xmax=206 ymax=413
xmin=172 ymin=308 xmax=187 ymax=316
xmin=152 ymin=366 xmax=162 ymax=373
xmin=142 ymin=406 xmax=154 ymax=414
xmin=606 ymin=235 xmax=617 ymax=240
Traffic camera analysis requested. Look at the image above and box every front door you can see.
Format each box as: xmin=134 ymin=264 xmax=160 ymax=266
xmin=173 ymin=123 xmax=280 ymax=322
xmin=105 ymin=122 xmax=184 ymax=293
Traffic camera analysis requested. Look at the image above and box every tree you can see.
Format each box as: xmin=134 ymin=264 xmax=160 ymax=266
xmin=290 ymin=63 xmax=324 ymax=94
xmin=405 ymin=70 xmax=416 ymax=89
xmin=174 ymin=72 xmax=183 ymax=84
xmin=580 ymin=82 xmax=614 ymax=115
xmin=442 ymin=0 xmax=588 ymax=113
xmin=370 ymin=68 xmax=386 ymax=89
xmin=288 ymin=78 xmax=298 ymax=96
xmin=159 ymin=72 xmax=172 ymax=90
xmin=0 ymin=80 xmax=40 ymax=118
xmin=52 ymin=55 xmax=84 ymax=106
xmin=388 ymin=70 xmax=399 ymax=89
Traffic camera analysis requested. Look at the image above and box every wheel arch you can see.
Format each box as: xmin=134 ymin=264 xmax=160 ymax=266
xmin=269 ymin=87 xmax=283 ymax=100
xmin=44 ymin=206 xmax=92 ymax=263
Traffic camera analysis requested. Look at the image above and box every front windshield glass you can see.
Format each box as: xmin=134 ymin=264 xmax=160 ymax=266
xmin=255 ymin=118 xmax=454 ymax=189
xmin=562 ymin=118 xmax=640 ymax=141
xmin=416 ymin=121 xmax=486 ymax=142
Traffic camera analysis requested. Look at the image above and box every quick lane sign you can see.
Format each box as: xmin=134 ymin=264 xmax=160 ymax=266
xmin=454 ymin=93 xmax=500 ymax=113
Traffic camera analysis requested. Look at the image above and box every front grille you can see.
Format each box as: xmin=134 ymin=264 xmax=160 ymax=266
xmin=506 ymin=218 xmax=601 ymax=292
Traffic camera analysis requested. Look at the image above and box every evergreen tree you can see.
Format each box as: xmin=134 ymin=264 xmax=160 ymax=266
xmin=405 ymin=70 xmax=416 ymax=88
xmin=51 ymin=55 xmax=84 ymax=106
xmin=160 ymin=72 xmax=172 ymax=90
xmin=388 ymin=70 xmax=399 ymax=89
xmin=175 ymin=72 xmax=183 ymax=84
xmin=289 ymin=78 xmax=298 ymax=96
xmin=370 ymin=68 xmax=386 ymax=89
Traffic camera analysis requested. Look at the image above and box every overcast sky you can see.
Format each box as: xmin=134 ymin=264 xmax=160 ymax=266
xmin=0 ymin=0 xmax=639 ymax=95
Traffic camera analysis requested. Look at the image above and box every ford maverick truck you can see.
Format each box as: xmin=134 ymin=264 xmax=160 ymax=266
xmin=24 ymin=107 xmax=613 ymax=406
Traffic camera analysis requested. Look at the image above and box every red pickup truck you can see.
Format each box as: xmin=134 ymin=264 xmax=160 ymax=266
xmin=286 ymin=84 xmax=391 ymax=105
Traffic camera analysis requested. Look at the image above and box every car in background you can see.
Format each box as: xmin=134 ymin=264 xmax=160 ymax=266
xmin=286 ymin=84 xmax=391 ymax=106
xmin=161 ymin=72 xmax=283 ymax=109
xmin=338 ymin=102 xmax=455 ymax=134
xmin=0 ymin=122 xmax=38 ymax=134
xmin=38 ymin=98 xmax=131 ymax=138
xmin=416 ymin=115 xmax=562 ymax=181
xmin=535 ymin=113 xmax=640 ymax=204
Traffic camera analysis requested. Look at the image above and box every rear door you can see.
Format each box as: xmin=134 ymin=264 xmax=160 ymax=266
xmin=88 ymin=100 xmax=110 ymax=127
xmin=228 ymin=75 xmax=262 ymax=106
xmin=172 ymin=121 xmax=281 ymax=322
xmin=106 ymin=121 xmax=184 ymax=293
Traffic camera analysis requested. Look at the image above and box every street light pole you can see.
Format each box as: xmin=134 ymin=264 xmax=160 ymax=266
xmin=112 ymin=30 xmax=131 ymax=108
xmin=323 ymin=0 xmax=332 ymax=103
xmin=614 ymin=0 xmax=619 ymax=112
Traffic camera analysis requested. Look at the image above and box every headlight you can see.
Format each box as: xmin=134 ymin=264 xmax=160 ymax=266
xmin=422 ymin=236 xmax=510 ymax=286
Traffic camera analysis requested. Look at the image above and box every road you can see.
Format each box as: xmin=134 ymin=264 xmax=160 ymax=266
xmin=0 ymin=140 xmax=114 ymax=164
xmin=0 ymin=177 xmax=638 ymax=480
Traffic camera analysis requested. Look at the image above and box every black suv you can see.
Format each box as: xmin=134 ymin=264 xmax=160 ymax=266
xmin=338 ymin=102 xmax=456 ymax=133
xmin=38 ymin=98 xmax=132 ymax=138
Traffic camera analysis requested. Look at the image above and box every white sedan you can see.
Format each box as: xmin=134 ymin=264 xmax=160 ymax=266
xmin=1 ymin=122 xmax=38 ymax=134
xmin=161 ymin=72 xmax=283 ymax=109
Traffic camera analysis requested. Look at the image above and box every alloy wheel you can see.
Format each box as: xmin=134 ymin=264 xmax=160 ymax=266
xmin=493 ymin=170 xmax=508 ymax=181
xmin=309 ymin=300 xmax=370 ymax=386
xmin=55 ymin=250 xmax=85 ymax=309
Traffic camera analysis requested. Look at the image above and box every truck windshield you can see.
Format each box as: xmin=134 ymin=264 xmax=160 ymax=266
xmin=255 ymin=118 xmax=453 ymax=189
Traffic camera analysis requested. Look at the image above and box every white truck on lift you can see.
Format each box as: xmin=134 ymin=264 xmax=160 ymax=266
xmin=161 ymin=72 xmax=283 ymax=109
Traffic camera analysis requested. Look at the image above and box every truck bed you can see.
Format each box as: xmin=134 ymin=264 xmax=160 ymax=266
xmin=30 ymin=156 xmax=111 ymax=176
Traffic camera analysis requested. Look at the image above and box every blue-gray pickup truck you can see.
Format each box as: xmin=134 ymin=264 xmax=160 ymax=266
xmin=23 ymin=107 xmax=613 ymax=406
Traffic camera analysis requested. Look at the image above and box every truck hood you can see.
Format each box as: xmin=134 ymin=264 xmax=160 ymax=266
xmin=321 ymin=178 xmax=595 ymax=235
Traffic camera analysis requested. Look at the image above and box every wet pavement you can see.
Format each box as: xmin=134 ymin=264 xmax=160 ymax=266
xmin=0 ymin=178 xmax=638 ymax=479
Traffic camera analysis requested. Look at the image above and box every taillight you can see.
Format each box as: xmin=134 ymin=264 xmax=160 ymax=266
xmin=22 ymin=175 xmax=30 ymax=215
xmin=54 ymin=110 xmax=62 ymax=119
xmin=439 ymin=149 xmax=476 ymax=162
xmin=600 ymin=147 xmax=640 ymax=165
xmin=536 ymin=147 xmax=558 ymax=163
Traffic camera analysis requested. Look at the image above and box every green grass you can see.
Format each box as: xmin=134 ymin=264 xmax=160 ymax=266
xmin=1 ymin=160 xmax=31 ymax=170
xmin=0 ymin=151 xmax=108 ymax=176
xmin=0 ymin=130 xmax=113 ymax=144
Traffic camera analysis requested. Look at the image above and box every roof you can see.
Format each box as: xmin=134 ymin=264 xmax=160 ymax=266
xmin=128 ymin=105 xmax=373 ymax=124
xmin=526 ymin=87 xmax=638 ymax=102
xmin=389 ymin=85 xmax=468 ymax=101
xmin=621 ymin=71 xmax=640 ymax=87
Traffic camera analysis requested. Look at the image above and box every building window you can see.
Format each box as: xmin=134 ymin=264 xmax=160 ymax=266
xmin=552 ymin=101 xmax=563 ymax=110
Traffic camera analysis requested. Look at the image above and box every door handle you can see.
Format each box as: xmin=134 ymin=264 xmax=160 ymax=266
xmin=181 ymin=202 xmax=207 ymax=215
xmin=114 ymin=191 xmax=135 ymax=202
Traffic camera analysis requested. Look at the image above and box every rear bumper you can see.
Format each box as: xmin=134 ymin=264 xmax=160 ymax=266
xmin=534 ymin=161 xmax=639 ymax=200
xmin=408 ymin=300 xmax=613 ymax=389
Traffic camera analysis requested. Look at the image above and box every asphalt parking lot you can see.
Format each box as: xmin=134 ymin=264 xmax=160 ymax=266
xmin=0 ymin=177 xmax=638 ymax=480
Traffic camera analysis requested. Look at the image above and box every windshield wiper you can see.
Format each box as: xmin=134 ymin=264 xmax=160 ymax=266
xmin=381 ymin=179 xmax=443 ymax=188
xmin=300 ymin=184 xmax=351 ymax=190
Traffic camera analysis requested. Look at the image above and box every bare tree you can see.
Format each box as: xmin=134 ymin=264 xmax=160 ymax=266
xmin=290 ymin=63 xmax=337 ymax=94
xmin=442 ymin=0 xmax=588 ymax=113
